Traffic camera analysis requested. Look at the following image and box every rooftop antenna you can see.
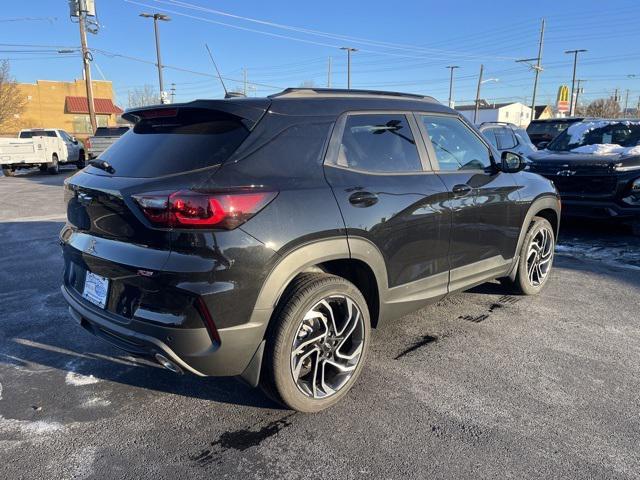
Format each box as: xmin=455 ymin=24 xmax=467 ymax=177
xmin=204 ymin=43 xmax=228 ymax=97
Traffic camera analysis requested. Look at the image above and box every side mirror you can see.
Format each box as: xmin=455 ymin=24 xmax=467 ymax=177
xmin=72 ymin=136 xmax=78 ymax=144
xmin=501 ymin=151 xmax=526 ymax=173
xmin=536 ymin=141 xmax=549 ymax=150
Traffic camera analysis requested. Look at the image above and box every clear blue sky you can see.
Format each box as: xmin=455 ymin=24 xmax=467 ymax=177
xmin=2 ymin=0 xmax=640 ymax=109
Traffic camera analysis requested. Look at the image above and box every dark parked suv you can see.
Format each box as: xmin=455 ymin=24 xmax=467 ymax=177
xmin=60 ymin=88 xmax=560 ymax=412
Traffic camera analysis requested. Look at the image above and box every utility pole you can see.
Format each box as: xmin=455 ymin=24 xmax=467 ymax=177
xmin=327 ymin=56 xmax=332 ymax=88
xmin=565 ymin=49 xmax=587 ymax=116
xmin=516 ymin=19 xmax=545 ymax=118
xmin=243 ymin=68 xmax=247 ymax=96
xmin=340 ymin=47 xmax=358 ymax=89
xmin=474 ymin=64 xmax=484 ymax=124
xmin=140 ymin=12 xmax=170 ymax=104
xmin=77 ymin=0 xmax=97 ymax=133
xmin=446 ymin=65 xmax=460 ymax=108
xmin=624 ymin=89 xmax=630 ymax=116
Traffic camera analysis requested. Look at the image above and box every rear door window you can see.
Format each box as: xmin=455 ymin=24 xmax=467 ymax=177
xmin=334 ymin=114 xmax=423 ymax=173
xmin=96 ymin=108 xmax=250 ymax=177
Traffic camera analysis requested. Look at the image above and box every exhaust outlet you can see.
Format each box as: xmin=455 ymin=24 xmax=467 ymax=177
xmin=155 ymin=353 xmax=183 ymax=374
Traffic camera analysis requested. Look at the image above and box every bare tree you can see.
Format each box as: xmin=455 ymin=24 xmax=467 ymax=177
xmin=585 ymin=98 xmax=621 ymax=118
xmin=127 ymin=85 xmax=160 ymax=108
xmin=0 ymin=61 xmax=26 ymax=131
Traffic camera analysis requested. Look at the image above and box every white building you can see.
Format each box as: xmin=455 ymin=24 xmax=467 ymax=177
xmin=455 ymin=101 xmax=533 ymax=127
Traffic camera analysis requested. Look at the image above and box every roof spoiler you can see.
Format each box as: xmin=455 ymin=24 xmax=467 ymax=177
xmin=122 ymin=98 xmax=271 ymax=130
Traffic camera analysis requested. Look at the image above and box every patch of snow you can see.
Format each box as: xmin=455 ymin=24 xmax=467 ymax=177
xmin=570 ymin=144 xmax=625 ymax=155
xmin=66 ymin=371 xmax=100 ymax=386
xmin=80 ymin=397 xmax=111 ymax=408
xmin=0 ymin=415 xmax=66 ymax=437
xmin=624 ymin=145 xmax=640 ymax=156
xmin=556 ymin=243 xmax=640 ymax=271
xmin=64 ymin=359 xmax=100 ymax=386
xmin=570 ymin=144 xmax=640 ymax=156
xmin=566 ymin=120 xmax=640 ymax=145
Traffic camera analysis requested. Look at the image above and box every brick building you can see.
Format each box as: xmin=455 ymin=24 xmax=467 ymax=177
xmin=6 ymin=79 xmax=123 ymax=138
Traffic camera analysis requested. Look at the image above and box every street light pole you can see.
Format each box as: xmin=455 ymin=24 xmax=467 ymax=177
xmin=140 ymin=13 xmax=170 ymax=104
xmin=565 ymin=49 xmax=587 ymax=116
xmin=446 ymin=65 xmax=460 ymax=108
xmin=340 ymin=47 xmax=358 ymax=89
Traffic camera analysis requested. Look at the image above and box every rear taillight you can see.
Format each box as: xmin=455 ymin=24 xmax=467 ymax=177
xmin=133 ymin=190 xmax=277 ymax=230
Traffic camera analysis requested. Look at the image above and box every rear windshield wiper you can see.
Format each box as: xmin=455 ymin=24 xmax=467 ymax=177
xmin=88 ymin=159 xmax=116 ymax=174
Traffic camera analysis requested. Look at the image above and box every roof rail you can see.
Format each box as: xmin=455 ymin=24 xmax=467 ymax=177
xmin=269 ymin=87 xmax=439 ymax=103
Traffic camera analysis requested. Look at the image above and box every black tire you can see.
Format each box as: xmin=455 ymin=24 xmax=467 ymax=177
xmin=260 ymin=273 xmax=371 ymax=412
xmin=76 ymin=150 xmax=86 ymax=169
xmin=47 ymin=154 xmax=59 ymax=175
xmin=503 ymin=216 xmax=555 ymax=295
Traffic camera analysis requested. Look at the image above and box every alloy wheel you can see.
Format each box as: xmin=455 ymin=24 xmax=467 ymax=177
xmin=290 ymin=295 xmax=365 ymax=399
xmin=526 ymin=226 xmax=554 ymax=287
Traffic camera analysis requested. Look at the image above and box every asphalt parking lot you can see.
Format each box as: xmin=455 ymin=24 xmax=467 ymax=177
xmin=1 ymin=168 xmax=639 ymax=479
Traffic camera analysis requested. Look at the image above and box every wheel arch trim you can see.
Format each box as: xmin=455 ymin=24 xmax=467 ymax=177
xmin=507 ymin=194 xmax=560 ymax=280
xmin=252 ymin=236 xmax=388 ymax=312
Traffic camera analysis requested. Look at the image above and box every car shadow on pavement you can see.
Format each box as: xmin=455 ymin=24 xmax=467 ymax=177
xmin=1 ymin=336 xmax=280 ymax=410
xmin=0 ymin=219 xmax=280 ymax=410
xmin=2 ymin=167 xmax=78 ymax=186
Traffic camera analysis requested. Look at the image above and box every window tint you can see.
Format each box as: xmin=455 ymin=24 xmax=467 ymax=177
xmin=336 ymin=114 xmax=422 ymax=173
xmin=96 ymin=108 xmax=250 ymax=178
xmin=420 ymin=115 xmax=492 ymax=171
xmin=19 ymin=130 xmax=57 ymax=138
xmin=493 ymin=127 xmax=517 ymax=150
xmin=94 ymin=127 xmax=130 ymax=137
xmin=482 ymin=128 xmax=498 ymax=149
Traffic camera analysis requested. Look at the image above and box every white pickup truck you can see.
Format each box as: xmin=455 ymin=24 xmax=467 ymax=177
xmin=0 ymin=128 xmax=86 ymax=176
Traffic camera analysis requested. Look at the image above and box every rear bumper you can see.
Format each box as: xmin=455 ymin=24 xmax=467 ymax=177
xmin=62 ymin=284 xmax=270 ymax=377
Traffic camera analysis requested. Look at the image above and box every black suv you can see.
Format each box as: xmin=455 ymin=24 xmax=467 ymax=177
xmin=527 ymin=117 xmax=585 ymax=149
xmin=528 ymin=119 xmax=640 ymax=233
xmin=60 ymin=88 xmax=560 ymax=412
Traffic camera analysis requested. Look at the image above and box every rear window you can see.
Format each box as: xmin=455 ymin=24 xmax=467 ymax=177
xmin=526 ymin=121 xmax=571 ymax=136
xmin=95 ymin=108 xmax=250 ymax=177
xmin=94 ymin=127 xmax=130 ymax=137
xmin=19 ymin=130 xmax=57 ymax=138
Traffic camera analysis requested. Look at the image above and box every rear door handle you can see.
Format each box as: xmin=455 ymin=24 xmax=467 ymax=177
xmin=452 ymin=184 xmax=473 ymax=197
xmin=348 ymin=191 xmax=378 ymax=207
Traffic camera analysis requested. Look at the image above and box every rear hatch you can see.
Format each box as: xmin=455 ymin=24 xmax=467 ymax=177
xmin=62 ymin=100 xmax=269 ymax=321
xmin=528 ymin=153 xmax=620 ymax=198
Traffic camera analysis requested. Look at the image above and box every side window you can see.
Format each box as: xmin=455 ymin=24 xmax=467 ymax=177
xmin=420 ymin=115 xmax=492 ymax=171
xmin=59 ymin=131 xmax=70 ymax=141
xmin=482 ymin=128 xmax=499 ymax=149
xmin=336 ymin=114 xmax=422 ymax=173
xmin=494 ymin=127 xmax=517 ymax=150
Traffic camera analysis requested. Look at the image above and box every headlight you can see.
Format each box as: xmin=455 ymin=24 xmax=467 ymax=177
xmin=615 ymin=162 xmax=640 ymax=172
